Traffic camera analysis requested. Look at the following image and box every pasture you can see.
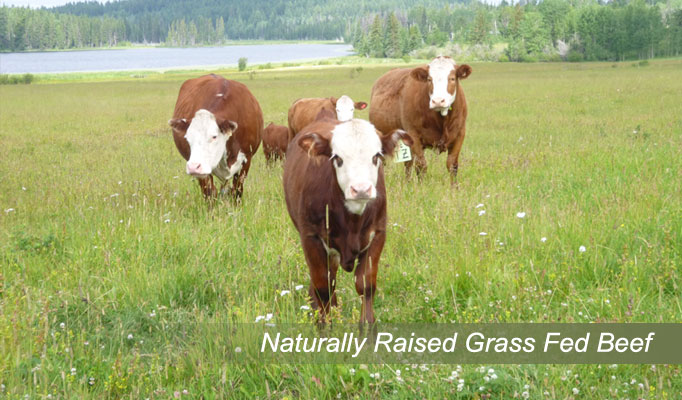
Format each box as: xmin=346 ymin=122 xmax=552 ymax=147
xmin=1 ymin=59 xmax=681 ymax=398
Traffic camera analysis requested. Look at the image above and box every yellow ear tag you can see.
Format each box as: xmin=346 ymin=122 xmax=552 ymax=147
xmin=395 ymin=140 xmax=412 ymax=163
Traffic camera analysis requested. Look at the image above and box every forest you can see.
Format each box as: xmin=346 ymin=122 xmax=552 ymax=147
xmin=1 ymin=0 xmax=681 ymax=62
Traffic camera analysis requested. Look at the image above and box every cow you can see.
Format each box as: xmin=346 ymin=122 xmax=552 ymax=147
xmin=283 ymin=117 xmax=412 ymax=324
xmin=169 ymin=74 xmax=263 ymax=199
xmin=262 ymin=122 xmax=289 ymax=164
xmin=369 ymin=56 xmax=472 ymax=183
xmin=287 ymin=95 xmax=368 ymax=141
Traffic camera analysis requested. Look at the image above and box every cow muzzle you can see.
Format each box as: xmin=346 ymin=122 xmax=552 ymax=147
xmin=348 ymin=182 xmax=374 ymax=200
xmin=186 ymin=161 xmax=210 ymax=178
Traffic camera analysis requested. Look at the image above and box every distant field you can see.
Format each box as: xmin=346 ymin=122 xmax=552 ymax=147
xmin=1 ymin=60 xmax=681 ymax=398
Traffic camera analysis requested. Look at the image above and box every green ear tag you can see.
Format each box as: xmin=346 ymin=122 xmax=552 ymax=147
xmin=395 ymin=140 xmax=412 ymax=163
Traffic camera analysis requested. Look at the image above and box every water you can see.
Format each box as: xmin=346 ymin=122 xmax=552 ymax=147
xmin=0 ymin=43 xmax=353 ymax=74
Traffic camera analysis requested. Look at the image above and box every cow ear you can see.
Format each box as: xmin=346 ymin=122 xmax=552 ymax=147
xmin=380 ymin=129 xmax=412 ymax=156
xmin=330 ymin=97 xmax=338 ymax=106
xmin=218 ymin=119 xmax=238 ymax=134
xmin=410 ymin=67 xmax=429 ymax=82
xmin=456 ymin=64 xmax=472 ymax=80
xmin=355 ymin=101 xmax=368 ymax=110
xmin=298 ymin=132 xmax=331 ymax=157
xmin=169 ymin=118 xmax=189 ymax=132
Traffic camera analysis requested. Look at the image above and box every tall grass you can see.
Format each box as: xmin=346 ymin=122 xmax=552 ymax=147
xmin=1 ymin=60 xmax=681 ymax=398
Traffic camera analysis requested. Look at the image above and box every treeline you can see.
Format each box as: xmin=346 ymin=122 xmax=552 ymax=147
xmin=351 ymin=0 xmax=682 ymax=61
xmin=1 ymin=0 xmax=681 ymax=63
xmin=0 ymin=6 xmax=125 ymax=51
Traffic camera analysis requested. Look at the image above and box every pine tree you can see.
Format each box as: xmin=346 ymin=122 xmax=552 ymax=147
xmin=368 ymin=15 xmax=384 ymax=58
xmin=384 ymin=12 xmax=403 ymax=58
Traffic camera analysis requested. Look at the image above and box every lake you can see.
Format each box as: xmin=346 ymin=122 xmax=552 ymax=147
xmin=0 ymin=43 xmax=353 ymax=74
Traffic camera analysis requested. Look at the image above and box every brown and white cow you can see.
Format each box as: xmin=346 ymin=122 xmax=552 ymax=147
xmin=169 ymin=74 xmax=263 ymax=199
xmin=262 ymin=122 xmax=289 ymax=164
xmin=287 ymin=95 xmax=368 ymax=141
xmin=369 ymin=56 xmax=472 ymax=182
xmin=283 ymin=117 xmax=411 ymax=323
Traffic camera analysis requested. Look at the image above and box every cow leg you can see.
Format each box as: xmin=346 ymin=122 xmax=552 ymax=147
xmin=354 ymin=230 xmax=385 ymax=324
xmin=302 ymin=235 xmax=339 ymax=322
xmin=198 ymin=176 xmax=217 ymax=198
xmin=404 ymin=130 xmax=427 ymax=179
xmin=446 ymin=127 xmax=466 ymax=185
xmin=228 ymin=157 xmax=252 ymax=202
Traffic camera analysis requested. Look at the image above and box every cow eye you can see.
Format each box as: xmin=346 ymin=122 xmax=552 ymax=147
xmin=372 ymin=152 xmax=384 ymax=166
xmin=211 ymin=135 xmax=217 ymax=140
xmin=331 ymin=154 xmax=343 ymax=167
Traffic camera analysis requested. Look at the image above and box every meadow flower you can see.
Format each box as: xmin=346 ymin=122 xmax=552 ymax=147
xmin=478 ymin=210 xmax=486 ymax=216
xmin=457 ymin=383 xmax=464 ymax=392
xmin=4 ymin=208 xmax=15 ymax=213
xmin=301 ymin=305 xmax=311 ymax=311
xmin=127 ymin=334 xmax=134 ymax=340
xmin=88 ymin=377 xmax=95 ymax=386
xmin=22 ymin=186 xmax=27 ymax=191
xmin=522 ymin=391 xmax=529 ymax=399
xmin=149 ymin=310 xmax=156 ymax=317
xmin=255 ymin=315 xmax=265 ymax=322
xmin=479 ymin=232 xmax=488 ymax=236
xmin=235 ymin=347 xmax=242 ymax=353
xmin=70 ymin=368 xmax=77 ymax=375
xmin=476 ymin=203 xmax=484 ymax=208
xmin=579 ymin=246 xmax=586 ymax=253
xmin=516 ymin=212 xmax=526 ymax=218
xmin=490 ymin=373 xmax=498 ymax=380
xmin=280 ymin=290 xmax=290 ymax=296
xmin=349 ymin=368 xmax=356 ymax=375
xmin=59 ymin=322 xmax=65 ymax=329
xmin=295 ymin=285 xmax=304 ymax=291
xmin=164 ymin=219 xmax=170 ymax=223
xmin=265 ymin=313 xmax=273 ymax=321
xmin=572 ymin=388 xmax=579 ymax=395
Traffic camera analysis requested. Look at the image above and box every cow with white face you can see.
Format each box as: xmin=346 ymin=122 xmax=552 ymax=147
xmin=369 ymin=56 xmax=472 ymax=182
xmin=287 ymin=95 xmax=368 ymax=141
xmin=170 ymin=74 xmax=263 ymax=199
xmin=175 ymin=109 xmax=238 ymax=178
xmin=283 ymin=117 xmax=411 ymax=323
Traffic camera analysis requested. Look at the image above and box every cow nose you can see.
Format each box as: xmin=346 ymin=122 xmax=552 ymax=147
xmin=431 ymin=98 xmax=447 ymax=108
xmin=186 ymin=162 xmax=203 ymax=176
xmin=350 ymin=183 xmax=372 ymax=199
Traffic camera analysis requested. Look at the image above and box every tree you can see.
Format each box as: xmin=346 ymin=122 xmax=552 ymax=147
xmin=238 ymin=57 xmax=247 ymax=71
xmin=384 ymin=12 xmax=403 ymax=58
xmin=368 ymin=15 xmax=384 ymax=58
xmin=470 ymin=7 xmax=492 ymax=45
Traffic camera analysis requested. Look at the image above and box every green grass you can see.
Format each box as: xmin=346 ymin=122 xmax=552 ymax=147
xmin=1 ymin=59 xmax=681 ymax=399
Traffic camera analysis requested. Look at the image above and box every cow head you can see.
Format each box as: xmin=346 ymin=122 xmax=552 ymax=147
xmin=168 ymin=109 xmax=237 ymax=178
xmin=298 ymin=119 xmax=412 ymax=214
xmin=331 ymin=95 xmax=368 ymax=122
xmin=410 ymin=56 xmax=472 ymax=116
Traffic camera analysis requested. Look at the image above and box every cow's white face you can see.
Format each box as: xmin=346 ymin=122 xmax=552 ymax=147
xmin=181 ymin=109 xmax=237 ymax=178
xmin=329 ymin=120 xmax=384 ymax=214
xmin=426 ymin=56 xmax=457 ymax=115
xmin=298 ymin=121 xmax=412 ymax=215
xmin=335 ymin=95 xmax=356 ymax=122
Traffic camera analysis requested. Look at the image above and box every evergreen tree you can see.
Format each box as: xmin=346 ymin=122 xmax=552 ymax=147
xmin=384 ymin=12 xmax=403 ymax=58
xmin=368 ymin=15 xmax=384 ymax=58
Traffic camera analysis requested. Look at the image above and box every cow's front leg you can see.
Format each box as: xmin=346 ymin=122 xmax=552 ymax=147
xmin=198 ymin=176 xmax=217 ymax=198
xmin=404 ymin=130 xmax=427 ymax=179
xmin=301 ymin=235 xmax=339 ymax=322
xmin=354 ymin=230 xmax=385 ymax=324
xmin=446 ymin=126 xmax=466 ymax=185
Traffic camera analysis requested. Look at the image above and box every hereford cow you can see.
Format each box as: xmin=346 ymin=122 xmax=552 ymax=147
xmin=262 ymin=122 xmax=289 ymax=164
xmin=287 ymin=95 xmax=368 ymax=141
xmin=283 ymin=117 xmax=411 ymax=323
xmin=369 ymin=56 xmax=472 ymax=182
xmin=169 ymin=74 xmax=263 ymax=199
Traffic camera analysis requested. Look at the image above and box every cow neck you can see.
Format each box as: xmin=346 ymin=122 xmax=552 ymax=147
xmin=212 ymin=150 xmax=230 ymax=184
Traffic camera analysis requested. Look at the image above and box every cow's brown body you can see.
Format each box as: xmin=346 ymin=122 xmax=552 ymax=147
xmin=370 ymin=64 xmax=471 ymax=182
xmin=262 ymin=122 xmax=289 ymax=164
xmin=171 ymin=74 xmax=262 ymax=198
xmin=287 ymin=97 xmax=337 ymax=141
xmin=283 ymin=119 xmax=388 ymax=324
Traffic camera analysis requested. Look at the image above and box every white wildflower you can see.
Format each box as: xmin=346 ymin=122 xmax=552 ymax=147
xmin=579 ymin=246 xmax=586 ymax=253
xmin=295 ymin=285 xmax=304 ymax=291
xmin=516 ymin=212 xmax=526 ymax=218
xmin=280 ymin=290 xmax=290 ymax=296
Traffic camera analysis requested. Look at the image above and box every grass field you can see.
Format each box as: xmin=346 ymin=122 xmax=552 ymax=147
xmin=1 ymin=59 xmax=681 ymax=399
